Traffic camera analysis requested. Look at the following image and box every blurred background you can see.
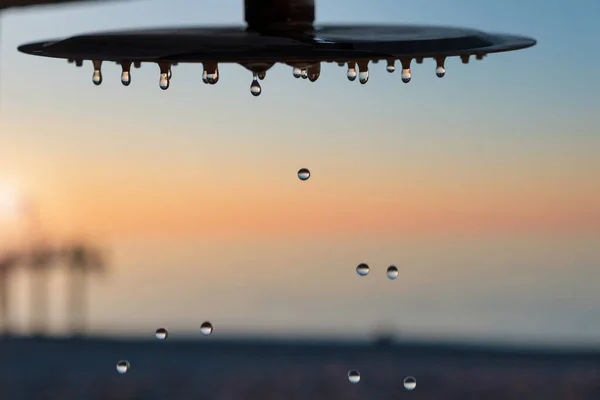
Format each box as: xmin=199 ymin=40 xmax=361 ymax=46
xmin=0 ymin=0 xmax=599 ymax=398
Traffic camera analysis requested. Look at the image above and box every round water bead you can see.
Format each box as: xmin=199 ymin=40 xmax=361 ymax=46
xmin=356 ymin=263 xmax=370 ymax=276
xmin=200 ymin=321 xmax=213 ymax=336
xmin=387 ymin=265 xmax=399 ymax=280
xmin=297 ymin=168 xmax=311 ymax=181
xmin=404 ymin=376 xmax=416 ymax=390
xmin=155 ymin=327 xmax=168 ymax=340
xmin=116 ymin=360 xmax=130 ymax=374
xmin=348 ymin=369 xmax=360 ymax=383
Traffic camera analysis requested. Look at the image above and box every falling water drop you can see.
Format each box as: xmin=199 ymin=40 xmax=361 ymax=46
xmin=200 ymin=321 xmax=213 ymax=336
xmin=401 ymin=68 xmax=412 ymax=83
xmin=387 ymin=265 xmax=399 ymax=280
xmin=159 ymin=73 xmax=170 ymax=90
xmin=155 ymin=328 xmax=168 ymax=340
xmin=404 ymin=376 xmax=417 ymax=391
xmin=258 ymin=71 xmax=266 ymax=80
xmin=359 ymin=70 xmax=369 ymax=84
xmin=348 ymin=370 xmax=361 ymax=384
xmin=300 ymin=69 xmax=308 ymax=79
xmin=116 ymin=360 xmax=130 ymax=374
xmin=250 ymin=75 xmax=262 ymax=96
xmin=92 ymin=70 xmax=102 ymax=86
xmin=347 ymin=67 xmax=357 ymax=81
xmin=356 ymin=263 xmax=369 ymax=276
xmin=297 ymin=168 xmax=310 ymax=181
xmin=293 ymin=67 xmax=302 ymax=78
xmin=435 ymin=66 xmax=446 ymax=78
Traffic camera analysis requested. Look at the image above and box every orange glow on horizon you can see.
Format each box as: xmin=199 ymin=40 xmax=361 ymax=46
xmin=2 ymin=110 xmax=599 ymax=241
xmin=36 ymin=179 xmax=599 ymax=239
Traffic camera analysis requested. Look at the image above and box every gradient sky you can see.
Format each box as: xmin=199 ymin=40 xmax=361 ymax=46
xmin=0 ymin=0 xmax=599 ymax=345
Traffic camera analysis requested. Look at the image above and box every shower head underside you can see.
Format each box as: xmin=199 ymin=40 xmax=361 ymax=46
xmin=17 ymin=0 xmax=537 ymax=95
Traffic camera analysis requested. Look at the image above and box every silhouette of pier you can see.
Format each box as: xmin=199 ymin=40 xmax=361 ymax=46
xmin=0 ymin=240 xmax=106 ymax=337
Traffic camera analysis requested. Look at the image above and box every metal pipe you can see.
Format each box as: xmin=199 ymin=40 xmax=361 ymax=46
xmin=245 ymin=0 xmax=315 ymax=31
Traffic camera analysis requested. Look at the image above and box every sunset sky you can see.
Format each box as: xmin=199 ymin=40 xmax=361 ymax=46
xmin=0 ymin=0 xmax=599 ymax=345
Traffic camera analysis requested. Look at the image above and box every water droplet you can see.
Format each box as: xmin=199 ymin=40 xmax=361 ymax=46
xmin=359 ymin=70 xmax=369 ymax=84
xmin=297 ymin=168 xmax=310 ymax=181
xmin=121 ymin=71 xmax=131 ymax=86
xmin=301 ymin=69 xmax=308 ymax=79
xmin=356 ymin=263 xmax=369 ymax=276
xmin=202 ymin=70 xmax=209 ymax=84
xmin=293 ymin=67 xmax=302 ymax=78
xmin=387 ymin=265 xmax=399 ymax=280
xmin=116 ymin=360 xmax=130 ymax=374
xmin=308 ymin=72 xmax=319 ymax=82
xmin=159 ymin=73 xmax=169 ymax=90
xmin=348 ymin=370 xmax=360 ymax=383
xmin=404 ymin=376 xmax=416 ymax=390
xmin=133 ymin=61 xmax=141 ymax=68
xmin=67 ymin=59 xmax=74 ymax=64
xmin=200 ymin=321 xmax=213 ymax=336
xmin=401 ymin=68 xmax=412 ymax=83
xmin=416 ymin=58 xmax=424 ymax=64
xmin=386 ymin=60 xmax=396 ymax=73
xmin=476 ymin=54 xmax=485 ymax=61
xmin=250 ymin=75 xmax=262 ymax=96
xmin=372 ymin=59 xmax=379 ymax=64
xmin=461 ymin=55 xmax=470 ymax=64
xmin=75 ymin=60 xmax=83 ymax=67
xmin=347 ymin=67 xmax=357 ymax=81
xmin=435 ymin=66 xmax=446 ymax=78
xmin=155 ymin=328 xmax=168 ymax=340
xmin=337 ymin=62 xmax=345 ymax=67
xmin=258 ymin=71 xmax=266 ymax=80
xmin=92 ymin=70 xmax=102 ymax=86
xmin=207 ymin=69 xmax=219 ymax=85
